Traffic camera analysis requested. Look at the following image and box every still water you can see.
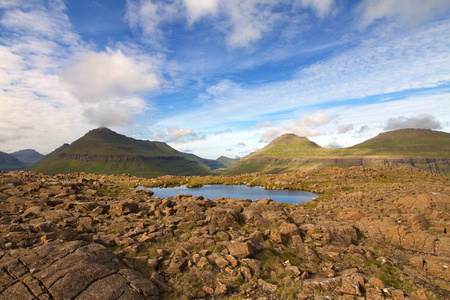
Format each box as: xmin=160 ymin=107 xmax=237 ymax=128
xmin=146 ymin=185 xmax=317 ymax=204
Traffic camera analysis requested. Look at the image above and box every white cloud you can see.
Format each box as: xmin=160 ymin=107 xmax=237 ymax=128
xmin=384 ymin=114 xmax=442 ymax=131
xmin=356 ymin=0 xmax=450 ymax=29
xmin=0 ymin=1 xmax=159 ymax=153
xmin=155 ymin=127 xmax=206 ymax=144
xmin=83 ymin=96 xmax=149 ymax=127
xmin=297 ymin=0 xmax=334 ymax=18
xmin=183 ymin=0 xmax=219 ymax=24
xmin=125 ymin=0 xmax=180 ymax=47
xmin=61 ymin=49 xmax=160 ymax=103
xmin=221 ymin=1 xmax=281 ymax=48
xmin=259 ymin=111 xmax=335 ymax=143
xmin=125 ymin=0 xmax=283 ymax=49
xmin=260 ymin=129 xmax=282 ymax=143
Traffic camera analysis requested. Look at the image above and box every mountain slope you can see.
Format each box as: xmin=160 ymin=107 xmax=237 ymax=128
xmin=228 ymin=129 xmax=450 ymax=176
xmin=0 ymin=151 xmax=26 ymax=171
xmin=30 ymin=128 xmax=214 ymax=177
xmin=217 ymin=156 xmax=239 ymax=168
xmin=10 ymin=149 xmax=44 ymax=167
xmin=349 ymin=129 xmax=450 ymax=157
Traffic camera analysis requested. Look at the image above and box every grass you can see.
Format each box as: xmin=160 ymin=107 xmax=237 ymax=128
xmin=29 ymin=127 xmax=213 ymax=177
xmin=226 ymin=129 xmax=450 ymax=176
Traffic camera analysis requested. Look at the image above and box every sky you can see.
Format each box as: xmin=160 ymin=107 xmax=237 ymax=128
xmin=0 ymin=0 xmax=449 ymax=159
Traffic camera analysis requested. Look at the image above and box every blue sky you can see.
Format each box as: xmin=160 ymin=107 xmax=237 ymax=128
xmin=0 ymin=0 xmax=449 ymax=159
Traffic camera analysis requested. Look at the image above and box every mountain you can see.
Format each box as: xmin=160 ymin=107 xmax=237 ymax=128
xmin=30 ymin=128 xmax=217 ymax=177
xmin=0 ymin=151 xmax=26 ymax=171
xmin=216 ymin=156 xmax=240 ymax=168
xmin=228 ymin=129 xmax=450 ymax=176
xmin=10 ymin=149 xmax=44 ymax=167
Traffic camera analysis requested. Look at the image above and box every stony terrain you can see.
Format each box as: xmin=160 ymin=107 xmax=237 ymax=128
xmin=0 ymin=167 xmax=449 ymax=299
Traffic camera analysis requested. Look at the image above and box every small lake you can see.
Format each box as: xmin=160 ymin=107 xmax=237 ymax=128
xmin=143 ymin=185 xmax=318 ymax=204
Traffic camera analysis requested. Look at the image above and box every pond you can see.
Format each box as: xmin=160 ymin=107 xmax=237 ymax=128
xmin=142 ymin=185 xmax=318 ymax=204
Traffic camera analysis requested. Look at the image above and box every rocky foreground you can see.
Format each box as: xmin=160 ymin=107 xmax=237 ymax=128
xmin=0 ymin=167 xmax=449 ymax=299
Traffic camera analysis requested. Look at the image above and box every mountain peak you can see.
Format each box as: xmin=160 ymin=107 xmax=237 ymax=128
xmin=269 ymin=133 xmax=319 ymax=148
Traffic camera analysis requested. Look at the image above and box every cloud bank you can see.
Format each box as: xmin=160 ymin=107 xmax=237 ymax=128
xmin=384 ymin=114 xmax=442 ymax=131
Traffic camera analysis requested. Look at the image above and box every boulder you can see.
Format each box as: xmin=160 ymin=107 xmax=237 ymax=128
xmin=227 ymin=241 xmax=254 ymax=258
xmin=110 ymin=200 xmax=139 ymax=215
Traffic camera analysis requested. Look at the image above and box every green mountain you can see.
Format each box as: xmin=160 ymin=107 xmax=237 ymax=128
xmin=30 ymin=128 xmax=217 ymax=177
xmin=10 ymin=149 xmax=44 ymax=167
xmin=216 ymin=156 xmax=240 ymax=168
xmin=0 ymin=151 xmax=26 ymax=171
xmin=228 ymin=129 xmax=450 ymax=176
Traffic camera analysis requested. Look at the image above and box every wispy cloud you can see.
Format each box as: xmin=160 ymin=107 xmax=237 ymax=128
xmin=356 ymin=0 xmax=450 ymax=29
xmin=155 ymin=127 xmax=206 ymax=144
xmin=296 ymin=0 xmax=335 ymax=18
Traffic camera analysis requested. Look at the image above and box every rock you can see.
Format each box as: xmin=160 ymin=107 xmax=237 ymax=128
xmin=209 ymin=208 xmax=240 ymax=234
xmin=203 ymin=286 xmax=214 ymax=294
xmin=340 ymin=276 xmax=361 ymax=296
xmin=390 ymin=289 xmax=405 ymax=300
xmin=197 ymin=257 xmax=210 ymax=269
xmin=227 ymin=241 xmax=254 ymax=258
xmin=166 ymin=256 xmax=187 ymax=274
xmin=21 ymin=206 xmax=44 ymax=218
xmin=240 ymin=266 xmax=252 ymax=281
xmin=365 ymin=286 xmax=384 ymax=300
xmin=368 ymin=277 xmax=385 ymax=289
xmin=215 ymin=257 xmax=230 ymax=269
xmin=0 ymin=241 xmax=158 ymax=300
xmin=147 ymin=258 xmax=158 ymax=269
xmin=110 ymin=200 xmax=139 ymax=215
xmin=258 ymin=279 xmax=278 ymax=293
xmin=215 ymin=230 xmax=230 ymax=241
xmin=215 ymin=283 xmax=228 ymax=295
xmin=436 ymin=237 xmax=450 ymax=256
xmin=151 ymin=272 xmax=173 ymax=293
xmin=303 ymin=277 xmax=342 ymax=292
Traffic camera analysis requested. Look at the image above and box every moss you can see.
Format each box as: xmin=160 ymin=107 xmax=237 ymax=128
xmin=162 ymin=272 xmax=207 ymax=300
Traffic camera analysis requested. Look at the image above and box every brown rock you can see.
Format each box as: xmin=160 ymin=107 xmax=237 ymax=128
xmin=227 ymin=241 xmax=254 ymax=258
xmin=166 ymin=256 xmax=187 ymax=274
xmin=368 ymin=277 xmax=385 ymax=289
xmin=340 ymin=276 xmax=361 ymax=296
xmin=202 ymin=286 xmax=214 ymax=294
xmin=215 ymin=284 xmax=228 ymax=295
xmin=258 ymin=279 xmax=278 ymax=293
xmin=110 ymin=200 xmax=139 ymax=215
xmin=151 ymin=272 xmax=173 ymax=293
xmin=209 ymin=208 xmax=240 ymax=234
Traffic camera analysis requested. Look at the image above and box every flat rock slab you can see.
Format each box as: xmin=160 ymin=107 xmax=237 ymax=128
xmin=0 ymin=241 xmax=158 ymax=300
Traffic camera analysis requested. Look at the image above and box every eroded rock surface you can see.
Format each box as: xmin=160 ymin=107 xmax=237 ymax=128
xmin=0 ymin=167 xmax=449 ymax=299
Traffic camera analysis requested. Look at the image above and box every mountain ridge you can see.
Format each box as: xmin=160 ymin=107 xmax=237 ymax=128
xmin=0 ymin=151 xmax=26 ymax=171
xmin=30 ymin=128 xmax=222 ymax=177
xmin=10 ymin=149 xmax=44 ymax=167
xmin=228 ymin=128 xmax=450 ymax=176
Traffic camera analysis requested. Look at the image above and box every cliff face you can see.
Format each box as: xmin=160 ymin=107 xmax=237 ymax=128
xmin=231 ymin=156 xmax=450 ymax=176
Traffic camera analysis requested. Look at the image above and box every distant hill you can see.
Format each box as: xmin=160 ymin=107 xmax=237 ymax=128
xmin=0 ymin=151 xmax=26 ymax=171
xmin=217 ymin=156 xmax=240 ymax=168
xmin=10 ymin=149 xmax=44 ymax=167
xmin=30 ymin=128 xmax=217 ymax=177
xmin=227 ymin=129 xmax=450 ymax=176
